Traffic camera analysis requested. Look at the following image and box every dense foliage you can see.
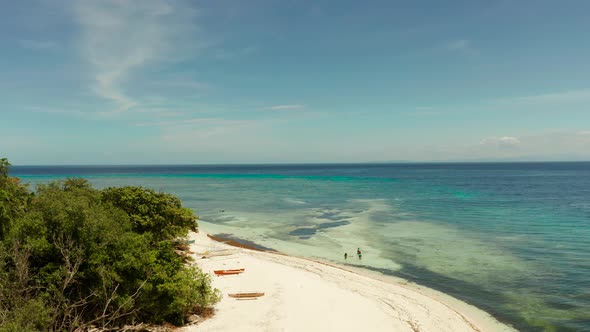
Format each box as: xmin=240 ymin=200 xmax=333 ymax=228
xmin=0 ymin=159 xmax=30 ymax=241
xmin=0 ymin=159 xmax=219 ymax=331
xmin=101 ymin=186 xmax=198 ymax=242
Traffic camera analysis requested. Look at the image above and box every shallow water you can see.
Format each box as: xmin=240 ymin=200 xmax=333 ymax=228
xmin=13 ymin=163 xmax=590 ymax=331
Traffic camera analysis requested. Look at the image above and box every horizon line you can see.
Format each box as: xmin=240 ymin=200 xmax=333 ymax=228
xmin=10 ymin=160 xmax=590 ymax=167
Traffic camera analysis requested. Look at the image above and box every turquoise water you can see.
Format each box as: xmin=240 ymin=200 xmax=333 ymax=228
xmin=13 ymin=163 xmax=590 ymax=331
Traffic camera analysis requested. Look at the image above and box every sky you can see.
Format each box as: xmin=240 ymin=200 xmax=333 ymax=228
xmin=2 ymin=0 xmax=590 ymax=165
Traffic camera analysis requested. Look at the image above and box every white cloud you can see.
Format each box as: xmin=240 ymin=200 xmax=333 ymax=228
xmin=480 ymin=136 xmax=521 ymax=148
xmin=463 ymin=131 xmax=590 ymax=161
xmin=266 ymin=104 xmax=305 ymax=110
xmin=73 ymin=0 xmax=198 ymax=114
xmin=19 ymin=39 xmax=58 ymax=50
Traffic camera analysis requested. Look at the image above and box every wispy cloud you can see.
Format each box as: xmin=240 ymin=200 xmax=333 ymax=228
xmin=214 ymin=45 xmax=257 ymax=60
xmin=152 ymin=119 xmax=275 ymax=157
xmin=134 ymin=117 xmax=254 ymax=128
xmin=266 ymin=104 xmax=305 ymax=111
xmin=151 ymin=78 xmax=209 ymax=91
xmin=19 ymin=39 xmax=58 ymax=50
xmin=24 ymin=106 xmax=96 ymax=118
xmin=409 ymin=106 xmax=444 ymax=116
xmin=500 ymin=89 xmax=590 ymax=104
xmin=134 ymin=107 xmax=184 ymax=117
xmin=73 ymin=0 xmax=198 ymax=114
xmin=443 ymin=39 xmax=478 ymax=55
xmin=158 ymin=119 xmax=266 ymax=148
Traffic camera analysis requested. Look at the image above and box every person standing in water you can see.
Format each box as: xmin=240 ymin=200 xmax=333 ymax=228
xmin=344 ymin=252 xmax=348 ymax=260
xmin=357 ymin=248 xmax=362 ymax=259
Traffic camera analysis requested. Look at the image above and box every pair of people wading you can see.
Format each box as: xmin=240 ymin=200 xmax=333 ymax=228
xmin=344 ymin=248 xmax=362 ymax=260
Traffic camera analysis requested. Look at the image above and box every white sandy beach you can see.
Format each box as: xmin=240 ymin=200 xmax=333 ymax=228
xmin=181 ymin=231 xmax=516 ymax=332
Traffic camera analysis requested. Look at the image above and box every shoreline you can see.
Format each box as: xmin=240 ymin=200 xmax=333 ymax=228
xmin=183 ymin=230 xmax=516 ymax=332
xmin=206 ymin=233 xmax=277 ymax=252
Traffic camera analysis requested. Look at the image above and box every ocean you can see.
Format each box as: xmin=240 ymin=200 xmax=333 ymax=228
xmin=12 ymin=162 xmax=590 ymax=331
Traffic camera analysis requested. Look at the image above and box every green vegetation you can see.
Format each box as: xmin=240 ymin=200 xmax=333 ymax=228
xmin=0 ymin=159 xmax=220 ymax=331
xmin=101 ymin=186 xmax=197 ymax=242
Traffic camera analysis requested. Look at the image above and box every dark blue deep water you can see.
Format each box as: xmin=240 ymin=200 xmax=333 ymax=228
xmin=12 ymin=162 xmax=590 ymax=331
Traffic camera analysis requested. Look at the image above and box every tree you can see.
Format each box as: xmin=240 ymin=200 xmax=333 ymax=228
xmin=0 ymin=158 xmax=9 ymax=178
xmin=0 ymin=158 xmax=30 ymax=241
xmin=3 ymin=180 xmax=149 ymax=330
xmin=0 ymin=174 xmax=219 ymax=331
xmin=101 ymin=186 xmax=198 ymax=242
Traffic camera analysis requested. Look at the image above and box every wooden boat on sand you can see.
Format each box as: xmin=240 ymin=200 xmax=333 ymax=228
xmin=214 ymin=269 xmax=245 ymax=276
xmin=228 ymin=292 xmax=265 ymax=299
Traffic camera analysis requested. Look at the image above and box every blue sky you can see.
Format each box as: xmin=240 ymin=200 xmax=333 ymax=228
xmin=2 ymin=0 xmax=590 ymax=164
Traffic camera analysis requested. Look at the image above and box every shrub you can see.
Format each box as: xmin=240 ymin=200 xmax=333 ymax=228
xmin=0 ymin=165 xmax=218 ymax=331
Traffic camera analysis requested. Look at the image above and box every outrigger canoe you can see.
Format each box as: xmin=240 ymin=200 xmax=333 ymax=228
xmin=214 ymin=269 xmax=245 ymax=276
xmin=228 ymin=292 xmax=265 ymax=299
